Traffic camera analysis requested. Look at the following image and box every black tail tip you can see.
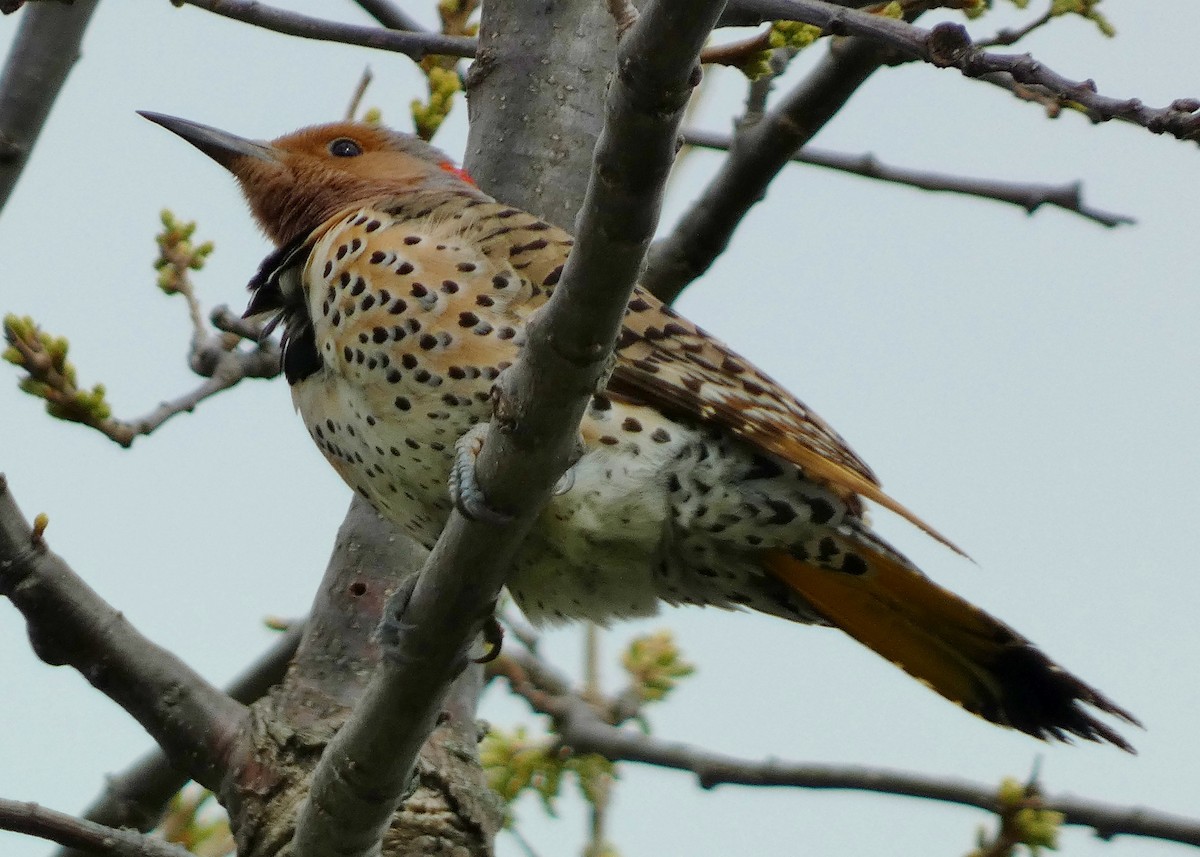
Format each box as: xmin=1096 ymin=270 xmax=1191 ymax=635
xmin=983 ymin=644 xmax=1140 ymax=753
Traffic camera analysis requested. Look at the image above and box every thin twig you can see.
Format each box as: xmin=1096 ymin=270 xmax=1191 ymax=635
xmin=681 ymin=129 xmax=1135 ymax=227
xmin=975 ymin=6 xmax=1054 ymax=49
xmin=95 ymin=344 xmax=279 ymax=448
xmin=723 ymin=0 xmax=1200 ymax=141
xmin=345 ymin=66 xmax=374 ymax=121
xmin=493 ymin=647 xmax=1200 ymax=849
xmin=0 ymin=0 xmax=100 ymax=215
xmin=581 ymin=623 xmax=609 ymax=855
xmin=175 ymin=0 xmax=475 ymax=61
xmin=351 ymin=0 xmax=426 ymax=32
xmin=700 ymin=26 xmax=772 ymax=66
xmin=644 ymin=32 xmax=895 ymax=303
xmin=0 ymin=799 xmax=194 ymax=857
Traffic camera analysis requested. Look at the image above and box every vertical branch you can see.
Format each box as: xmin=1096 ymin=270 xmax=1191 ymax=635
xmin=0 ymin=0 xmax=101 ymax=214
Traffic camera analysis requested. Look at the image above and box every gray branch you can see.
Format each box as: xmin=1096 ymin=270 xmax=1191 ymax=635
xmin=176 ymin=0 xmax=475 ymax=60
xmin=102 ymin=344 xmax=280 ymax=447
xmin=0 ymin=475 xmax=246 ymax=793
xmin=51 ymin=623 xmax=304 ymax=857
xmin=0 ymin=0 xmax=100 ymax=216
xmin=350 ymin=0 xmax=425 ymax=33
xmin=682 ymin=129 xmax=1135 ymax=228
xmin=0 ymin=798 xmax=193 ymax=857
xmin=495 ymin=648 xmax=1200 ymax=850
xmin=644 ymin=32 xmax=894 ymax=303
xmin=288 ymin=2 xmax=727 ymax=855
xmin=724 ymin=0 xmax=1200 ymax=141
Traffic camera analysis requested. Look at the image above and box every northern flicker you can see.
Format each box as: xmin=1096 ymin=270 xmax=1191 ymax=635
xmin=141 ymin=111 xmax=1138 ymax=749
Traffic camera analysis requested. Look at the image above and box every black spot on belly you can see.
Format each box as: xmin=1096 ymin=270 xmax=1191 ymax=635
xmin=765 ymin=499 xmax=797 ymax=526
xmin=745 ymin=454 xmax=783 ymax=481
xmin=808 ymin=497 xmax=836 ymax=525
xmin=840 ymin=553 xmax=868 ymax=576
xmin=817 ymin=537 xmax=838 ymax=562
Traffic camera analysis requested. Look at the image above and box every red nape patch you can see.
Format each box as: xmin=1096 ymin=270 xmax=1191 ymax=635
xmin=439 ymin=161 xmax=475 ymax=186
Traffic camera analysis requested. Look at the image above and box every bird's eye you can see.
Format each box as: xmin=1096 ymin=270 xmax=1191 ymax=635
xmin=329 ymin=138 xmax=363 ymax=157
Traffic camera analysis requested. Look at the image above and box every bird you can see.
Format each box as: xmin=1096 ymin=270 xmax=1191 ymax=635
xmin=140 ymin=111 xmax=1138 ymax=750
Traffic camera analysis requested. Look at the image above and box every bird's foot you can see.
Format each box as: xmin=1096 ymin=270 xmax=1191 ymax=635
xmin=450 ymin=424 xmax=514 ymax=524
xmin=552 ymin=434 xmax=586 ymax=497
xmin=471 ymin=613 xmax=505 ymax=663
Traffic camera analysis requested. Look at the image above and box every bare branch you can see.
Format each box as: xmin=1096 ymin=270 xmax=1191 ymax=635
xmin=209 ymin=303 xmax=268 ymax=341
xmin=975 ymin=6 xmax=1053 ymax=48
xmin=0 ymin=0 xmax=100 ymax=215
xmin=344 ymin=66 xmax=374 ymax=121
xmin=3 ymin=323 xmax=279 ymax=448
xmin=493 ymin=647 xmax=1200 ymax=849
xmin=644 ymin=33 xmax=894 ymax=303
xmin=102 ymin=345 xmax=280 ymax=447
xmin=0 ymin=476 xmax=247 ymax=792
xmin=724 ymin=0 xmax=1200 ymax=141
xmin=681 ymin=129 xmax=1135 ymax=227
xmin=350 ymin=0 xmax=426 ymax=32
xmin=700 ymin=26 xmax=772 ymax=67
xmin=51 ymin=624 xmax=304 ymax=857
xmin=288 ymin=3 xmax=726 ymax=855
xmin=175 ymin=0 xmax=475 ymax=61
xmin=0 ymin=798 xmax=193 ymax=857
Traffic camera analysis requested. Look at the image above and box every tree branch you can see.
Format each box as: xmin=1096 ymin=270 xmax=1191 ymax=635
xmin=3 ymin=309 xmax=280 ymax=448
xmin=493 ymin=647 xmax=1200 ymax=849
xmin=643 ymin=32 xmax=895 ymax=303
xmin=724 ymin=0 xmax=1200 ymax=141
xmin=51 ymin=623 xmax=304 ymax=857
xmin=350 ymin=0 xmax=426 ymax=33
xmin=975 ymin=6 xmax=1054 ymax=48
xmin=0 ymin=475 xmax=247 ymax=793
xmin=175 ymin=0 xmax=475 ymax=61
xmin=0 ymin=0 xmax=100 ymax=215
xmin=681 ymin=129 xmax=1135 ymax=227
xmin=98 ymin=345 xmax=279 ymax=447
xmin=287 ymin=2 xmax=727 ymax=855
xmin=0 ymin=799 xmax=194 ymax=857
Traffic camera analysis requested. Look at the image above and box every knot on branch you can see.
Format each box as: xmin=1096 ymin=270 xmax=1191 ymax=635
xmin=927 ymin=22 xmax=973 ymax=69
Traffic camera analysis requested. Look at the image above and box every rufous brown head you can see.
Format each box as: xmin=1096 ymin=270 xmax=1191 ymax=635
xmin=139 ymin=112 xmax=482 ymax=245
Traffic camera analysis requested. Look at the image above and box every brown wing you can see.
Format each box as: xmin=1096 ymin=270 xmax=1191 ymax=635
xmin=607 ymin=287 xmax=965 ymax=555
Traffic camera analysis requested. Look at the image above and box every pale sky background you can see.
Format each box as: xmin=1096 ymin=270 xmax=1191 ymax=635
xmin=2 ymin=3 xmax=1199 ymax=856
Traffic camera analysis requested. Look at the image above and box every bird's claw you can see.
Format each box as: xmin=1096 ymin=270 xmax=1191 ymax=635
xmin=553 ymin=434 xmax=585 ymax=497
xmin=554 ymin=465 xmax=576 ymax=496
xmin=450 ymin=424 xmax=514 ymax=524
xmin=472 ymin=614 xmax=505 ymax=663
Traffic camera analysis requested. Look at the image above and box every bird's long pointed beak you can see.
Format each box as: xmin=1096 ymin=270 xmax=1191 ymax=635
xmin=138 ymin=111 xmax=280 ymax=170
